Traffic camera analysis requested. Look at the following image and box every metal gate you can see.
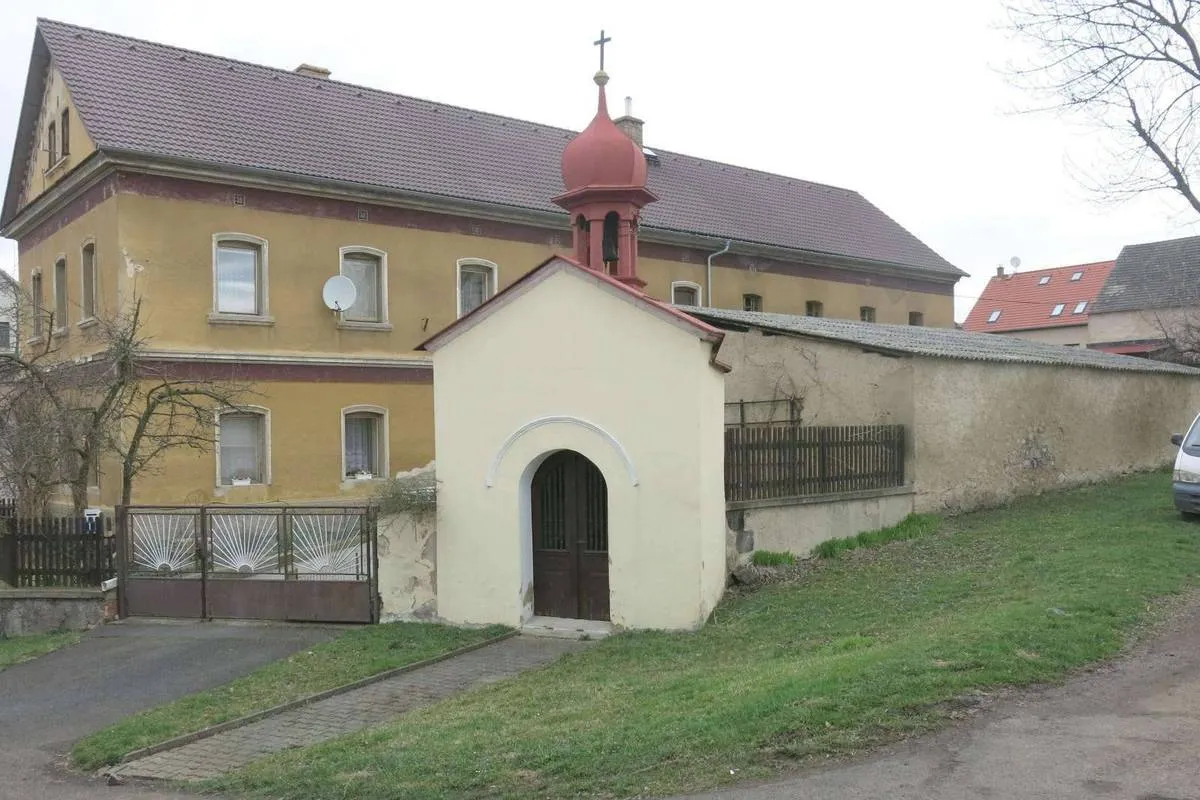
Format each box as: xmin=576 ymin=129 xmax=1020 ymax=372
xmin=116 ymin=505 xmax=379 ymax=623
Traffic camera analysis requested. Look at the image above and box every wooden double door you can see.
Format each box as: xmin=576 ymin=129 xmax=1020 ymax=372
xmin=531 ymin=450 xmax=609 ymax=621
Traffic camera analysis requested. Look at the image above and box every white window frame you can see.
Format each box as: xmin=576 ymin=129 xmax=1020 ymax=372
xmin=1050 ymin=303 xmax=1066 ymax=317
xmin=29 ymin=269 xmax=44 ymax=341
xmin=1073 ymin=301 xmax=1088 ymax=314
xmin=1038 ymin=276 xmax=1051 ymax=285
xmin=338 ymin=246 xmax=390 ymax=330
xmin=215 ymin=406 xmax=272 ymax=487
xmin=52 ymin=254 xmax=68 ymax=334
xmin=987 ymin=309 xmax=1001 ymax=323
xmin=1070 ymin=271 xmax=1083 ymax=281
xmin=456 ymin=258 xmax=499 ymax=318
xmin=670 ymin=280 xmax=703 ymax=306
xmin=340 ymin=404 xmax=389 ymax=481
xmin=79 ymin=238 xmax=97 ymax=326
xmin=210 ymin=233 xmax=273 ymax=325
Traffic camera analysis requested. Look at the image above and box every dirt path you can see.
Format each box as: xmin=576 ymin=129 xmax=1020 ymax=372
xmin=687 ymin=599 xmax=1200 ymax=800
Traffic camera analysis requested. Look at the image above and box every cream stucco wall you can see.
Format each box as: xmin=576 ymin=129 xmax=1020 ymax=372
xmin=431 ymin=263 xmax=726 ymax=631
xmin=377 ymin=510 xmax=437 ymax=622
xmin=910 ymin=358 xmax=1200 ymax=512
xmin=1087 ymin=308 xmax=1190 ymax=344
xmin=718 ymin=329 xmax=915 ymax=428
xmin=739 ymin=490 xmax=915 ymax=556
xmin=998 ymin=325 xmax=1089 ymax=346
xmin=717 ymin=328 xmax=1200 ymax=516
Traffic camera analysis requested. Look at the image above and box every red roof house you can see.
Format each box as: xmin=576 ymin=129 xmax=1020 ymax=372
xmin=962 ymin=261 xmax=1115 ymax=346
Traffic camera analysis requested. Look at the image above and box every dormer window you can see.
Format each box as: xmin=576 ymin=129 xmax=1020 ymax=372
xmin=987 ymin=310 xmax=1001 ymax=323
xmin=1073 ymin=301 xmax=1087 ymax=314
xmin=1070 ymin=271 xmax=1083 ymax=281
xmin=1038 ymin=276 xmax=1051 ymax=285
xmin=1050 ymin=303 xmax=1066 ymax=316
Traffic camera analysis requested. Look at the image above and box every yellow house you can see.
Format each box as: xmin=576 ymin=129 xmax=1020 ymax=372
xmin=0 ymin=18 xmax=965 ymax=507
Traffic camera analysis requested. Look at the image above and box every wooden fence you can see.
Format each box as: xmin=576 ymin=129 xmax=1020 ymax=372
xmin=0 ymin=515 xmax=115 ymax=588
xmin=725 ymin=423 xmax=906 ymax=502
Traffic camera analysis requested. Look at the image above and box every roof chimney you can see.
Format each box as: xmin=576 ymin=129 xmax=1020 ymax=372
xmin=294 ymin=63 xmax=331 ymax=79
xmin=614 ymin=96 xmax=644 ymax=148
xmin=996 ymin=265 xmax=1004 ymax=278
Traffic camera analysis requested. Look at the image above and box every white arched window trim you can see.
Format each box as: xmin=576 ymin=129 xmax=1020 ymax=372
xmin=78 ymin=237 xmax=97 ymax=327
xmin=210 ymin=232 xmax=273 ymax=325
xmin=340 ymin=404 xmax=390 ymax=481
xmin=215 ymin=405 xmax=272 ymax=487
xmin=456 ymin=258 xmax=499 ymax=318
xmin=670 ymin=280 xmax=703 ymax=307
xmin=51 ymin=252 xmax=68 ymax=334
xmin=338 ymin=245 xmax=391 ymax=330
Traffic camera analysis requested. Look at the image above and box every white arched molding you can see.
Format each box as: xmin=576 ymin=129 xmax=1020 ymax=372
xmin=456 ymin=257 xmax=499 ymax=318
xmin=670 ymin=280 xmax=703 ymax=306
xmin=214 ymin=405 xmax=272 ymax=487
xmin=338 ymin=245 xmax=390 ymax=329
xmin=340 ymin=404 xmax=390 ymax=480
xmin=210 ymin=232 xmax=271 ymax=324
xmin=486 ymin=415 xmax=638 ymax=488
xmin=78 ymin=237 xmax=97 ymax=325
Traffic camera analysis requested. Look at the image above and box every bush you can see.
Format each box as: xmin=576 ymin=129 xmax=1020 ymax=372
xmin=373 ymin=470 xmax=436 ymax=519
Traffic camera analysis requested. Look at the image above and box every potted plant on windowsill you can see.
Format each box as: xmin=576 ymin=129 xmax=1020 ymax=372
xmin=351 ymin=470 xmax=374 ymax=481
xmin=231 ymin=471 xmax=254 ymax=487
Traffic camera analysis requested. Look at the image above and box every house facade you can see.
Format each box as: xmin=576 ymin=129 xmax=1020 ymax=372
xmin=1 ymin=19 xmax=964 ymax=506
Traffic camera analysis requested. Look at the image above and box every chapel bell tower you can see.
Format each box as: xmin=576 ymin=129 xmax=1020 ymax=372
xmin=553 ymin=31 xmax=657 ymax=289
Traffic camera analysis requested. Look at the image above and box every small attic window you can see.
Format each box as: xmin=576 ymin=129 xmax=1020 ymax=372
xmin=1071 ymin=271 xmax=1083 ymax=281
xmin=1038 ymin=276 xmax=1051 ymax=285
xmin=987 ymin=310 xmax=1001 ymax=323
xmin=46 ymin=121 xmax=56 ymax=163
xmin=1050 ymin=303 xmax=1066 ymax=316
xmin=60 ymin=109 xmax=70 ymax=157
xmin=1073 ymin=301 xmax=1088 ymax=314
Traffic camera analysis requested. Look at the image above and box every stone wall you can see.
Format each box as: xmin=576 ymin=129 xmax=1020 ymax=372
xmin=0 ymin=587 xmax=116 ymax=636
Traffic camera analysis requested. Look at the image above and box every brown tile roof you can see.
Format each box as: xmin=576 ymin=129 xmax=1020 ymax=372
xmin=961 ymin=260 xmax=1115 ymax=333
xmin=4 ymin=19 xmax=964 ymax=281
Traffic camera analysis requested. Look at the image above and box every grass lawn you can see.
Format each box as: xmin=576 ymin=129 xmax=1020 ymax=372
xmin=72 ymin=621 xmax=509 ymax=770
xmin=212 ymin=470 xmax=1200 ymax=799
xmin=0 ymin=631 xmax=80 ymax=671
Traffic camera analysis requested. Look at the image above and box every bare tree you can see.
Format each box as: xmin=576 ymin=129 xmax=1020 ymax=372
xmin=1007 ymin=0 xmax=1200 ymax=213
xmin=0 ymin=292 xmax=251 ymax=514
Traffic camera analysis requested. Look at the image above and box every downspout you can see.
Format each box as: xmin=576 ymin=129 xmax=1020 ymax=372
xmin=706 ymin=240 xmax=732 ymax=307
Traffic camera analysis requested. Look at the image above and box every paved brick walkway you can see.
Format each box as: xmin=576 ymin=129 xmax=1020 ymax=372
xmin=115 ymin=636 xmax=585 ymax=782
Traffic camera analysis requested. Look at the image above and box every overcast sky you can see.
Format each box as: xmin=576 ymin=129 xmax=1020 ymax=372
xmin=0 ymin=0 xmax=1195 ymax=321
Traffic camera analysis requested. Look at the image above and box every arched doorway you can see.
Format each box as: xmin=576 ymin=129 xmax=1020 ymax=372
xmin=531 ymin=450 xmax=609 ymax=620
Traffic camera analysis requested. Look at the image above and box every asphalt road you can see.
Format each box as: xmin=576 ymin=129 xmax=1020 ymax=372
xmin=687 ymin=599 xmax=1200 ymax=800
xmin=0 ymin=618 xmax=340 ymax=800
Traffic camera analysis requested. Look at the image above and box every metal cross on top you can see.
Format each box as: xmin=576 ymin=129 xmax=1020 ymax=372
xmin=594 ymin=29 xmax=612 ymax=71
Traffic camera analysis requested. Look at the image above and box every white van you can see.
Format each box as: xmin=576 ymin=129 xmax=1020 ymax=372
xmin=1171 ymin=411 xmax=1200 ymax=517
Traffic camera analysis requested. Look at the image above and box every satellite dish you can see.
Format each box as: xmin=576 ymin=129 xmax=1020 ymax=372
xmin=1009 ymin=256 xmax=1022 ymax=269
xmin=322 ymin=275 xmax=357 ymax=312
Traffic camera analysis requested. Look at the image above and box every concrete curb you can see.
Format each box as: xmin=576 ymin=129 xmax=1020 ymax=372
xmin=114 ymin=629 xmax=518 ymax=766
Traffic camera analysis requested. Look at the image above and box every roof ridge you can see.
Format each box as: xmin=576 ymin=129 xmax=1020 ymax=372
xmin=35 ymin=17 xmax=869 ymax=199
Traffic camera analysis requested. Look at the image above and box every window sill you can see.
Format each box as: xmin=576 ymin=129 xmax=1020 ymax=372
xmin=25 ymin=336 xmax=45 ymax=347
xmin=77 ymin=317 xmax=98 ymax=330
xmin=51 ymin=326 xmax=68 ymax=339
xmin=337 ymin=320 xmax=393 ymax=332
xmin=43 ymin=156 xmax=69 ymax=177
xmin=208 ymin=313 xmax=276 ymax=327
